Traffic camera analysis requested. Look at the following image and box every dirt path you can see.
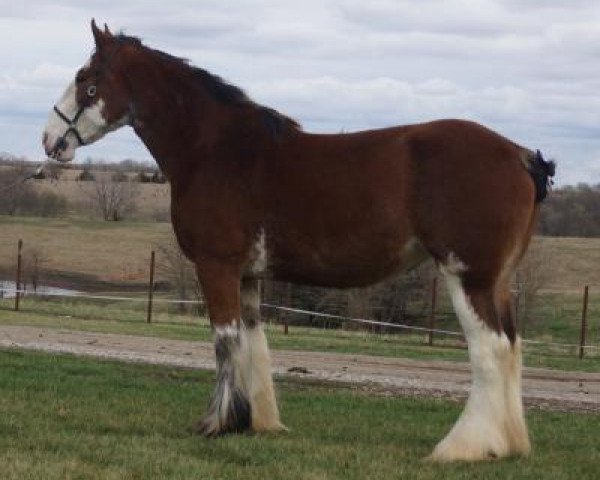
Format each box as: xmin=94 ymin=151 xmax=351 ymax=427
xmin=1 ymin=325 xmax=598 ymax=413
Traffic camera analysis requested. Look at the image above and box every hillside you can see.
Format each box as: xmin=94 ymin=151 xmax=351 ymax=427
xmin=0 ymin=214 xmax=598 ymax=292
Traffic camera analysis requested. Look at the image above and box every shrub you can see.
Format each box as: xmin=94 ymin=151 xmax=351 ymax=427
xmin=77 ymin=169 xmax=95 ymax=181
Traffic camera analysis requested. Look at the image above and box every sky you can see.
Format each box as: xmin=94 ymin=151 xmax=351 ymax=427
xmin=0 ymin=0 xmax=599 ymax=185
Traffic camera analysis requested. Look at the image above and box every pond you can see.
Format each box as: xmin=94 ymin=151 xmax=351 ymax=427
xmin=0 ymin=281 xmax=80 ymax=299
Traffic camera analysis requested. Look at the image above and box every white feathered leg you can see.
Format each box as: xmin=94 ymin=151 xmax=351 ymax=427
xmin=240 ymin=278 xmax=285 ymax=432
xmin=430 ymin=261 xmax=530 ymax=461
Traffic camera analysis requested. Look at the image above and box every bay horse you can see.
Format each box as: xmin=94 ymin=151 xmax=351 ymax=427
xmin=43 ymin=21 xmax=555 ymax=462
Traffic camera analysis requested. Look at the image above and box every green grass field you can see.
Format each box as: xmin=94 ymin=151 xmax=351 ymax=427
xmin=0 ymin=349 xmax=598 ymax=480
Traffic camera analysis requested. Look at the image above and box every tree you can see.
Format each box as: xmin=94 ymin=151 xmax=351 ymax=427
xmin=514 ymin=241 xmax=550 ymax=333
xmin=155 ymin=234 xmax=203 ymax=313
xmin=23 ymin=246 xmax=48 ymax=293
xmin=111 ymin=170 xmax=129 ymax=182
xmin=77 ymin=168 xmax=95 ymax=181
xmin=0 ymin=163 xmax=36 ymax=215
xmin=89 ymin=174 xmax=139 ymax=221
xmin=262 ymin=261 xmax=433 ymax=331
xmin=538 ymin=183 xmax=600 ymax=237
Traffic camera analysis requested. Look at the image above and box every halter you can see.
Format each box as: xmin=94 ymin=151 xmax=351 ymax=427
xmin=50 ymin=43 xmax=121 ymax=158
xmin=52 ymin=89 xmax=94 ymax=150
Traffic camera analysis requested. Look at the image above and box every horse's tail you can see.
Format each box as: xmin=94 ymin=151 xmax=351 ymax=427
xmin=525 ymin=149 xmax=556 ymax=203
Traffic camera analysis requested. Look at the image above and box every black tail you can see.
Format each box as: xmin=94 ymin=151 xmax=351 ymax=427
xmin=528 ymin=150 xmax=555 ymax=203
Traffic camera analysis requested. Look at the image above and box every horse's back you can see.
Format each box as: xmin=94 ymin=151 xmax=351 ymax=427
xmin=263 ymin=119 xmax=536 ymax=287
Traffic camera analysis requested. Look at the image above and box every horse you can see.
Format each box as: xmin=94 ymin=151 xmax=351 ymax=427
xmin=43 ymin=20 xmax=555 ymax=462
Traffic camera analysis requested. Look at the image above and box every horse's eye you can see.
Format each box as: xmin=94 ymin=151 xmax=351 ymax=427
xmin=87 ymin=85 xmax=97 ymax=97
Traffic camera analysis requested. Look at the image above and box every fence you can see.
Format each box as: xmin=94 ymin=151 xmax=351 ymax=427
xmin=2 ymin=238 xmax=599 ymax=360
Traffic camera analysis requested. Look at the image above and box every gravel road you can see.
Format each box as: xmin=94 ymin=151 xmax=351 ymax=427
xmin=1 ymin=325 xmax=598 ymax=413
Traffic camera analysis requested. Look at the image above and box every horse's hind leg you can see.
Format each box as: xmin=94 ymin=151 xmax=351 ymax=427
xmin=240 ymin=277 xmax=285 ymax=432
xmin=429 ymin=256 xmax=530 ymax=462
xmin=495 ymin=282 xmax=531 ymax=456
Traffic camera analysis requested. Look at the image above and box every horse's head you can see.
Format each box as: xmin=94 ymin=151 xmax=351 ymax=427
xmin=42 ymin=20 xmax=132 ymax=162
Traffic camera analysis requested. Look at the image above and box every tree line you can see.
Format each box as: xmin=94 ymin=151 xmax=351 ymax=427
xmin=537 ymin=183 xmax=600 ymax=237
xmin=0 ymin=157 xmax=166 ymax=221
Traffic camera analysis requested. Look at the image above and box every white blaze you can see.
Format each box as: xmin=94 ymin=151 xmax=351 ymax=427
xmin=42 ymin=58 xmax=130 ymax=162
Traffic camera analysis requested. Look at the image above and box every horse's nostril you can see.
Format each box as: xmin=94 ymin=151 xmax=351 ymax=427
xmin=42 ymin=132 xmax=49 ymax=146
xmin=55 ymin=137 xmax=68 ymax=151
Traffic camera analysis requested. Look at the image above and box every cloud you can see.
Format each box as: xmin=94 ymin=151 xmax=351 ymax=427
xmin=0 ymin=1 xmax=598 ymax=186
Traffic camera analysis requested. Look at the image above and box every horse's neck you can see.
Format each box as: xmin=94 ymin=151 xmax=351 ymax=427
xmin=127 ymin=61 xmax=233 ymax=181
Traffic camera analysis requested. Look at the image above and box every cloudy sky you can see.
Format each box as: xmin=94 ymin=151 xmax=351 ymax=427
xmin=1 ymin=0 xmax=599 ymax=185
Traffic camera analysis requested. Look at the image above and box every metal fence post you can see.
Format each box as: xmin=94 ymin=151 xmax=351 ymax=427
xmin=15 ymin=239 xmax=23 ymax=311
xmin=146 ymin=250 xmax=155 ymax=324
xmin=579 ymin=285 xmax=589 ymax=359
xmin=284 ymin=283 xmax=291 ymax=335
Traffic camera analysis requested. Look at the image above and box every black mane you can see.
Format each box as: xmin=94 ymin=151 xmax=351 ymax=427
xmin=116 ymin=33 xmax=300 ymax=136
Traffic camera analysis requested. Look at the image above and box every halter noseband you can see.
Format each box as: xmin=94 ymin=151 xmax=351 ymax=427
xmin=50 ymin=44 xmax=120 ymax=158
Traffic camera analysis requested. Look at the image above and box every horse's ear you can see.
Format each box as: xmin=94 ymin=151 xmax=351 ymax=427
xmin=91 ymin=19 xmax=111 ymax=51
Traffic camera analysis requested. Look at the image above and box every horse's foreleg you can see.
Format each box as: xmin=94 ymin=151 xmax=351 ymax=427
xmin=193 ymin=265 xmax=251 ymax=437
xmin=429 ymin=263 xmax=530 ymax=462
xmin=240 ymin=278 xmax=285 ymax=432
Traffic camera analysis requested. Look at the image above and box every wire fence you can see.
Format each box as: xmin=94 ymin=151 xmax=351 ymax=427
xmin=1 ymin=239 xmax=599 ymax=360
xmin=1 ymin=281 xmax=598 ymax=356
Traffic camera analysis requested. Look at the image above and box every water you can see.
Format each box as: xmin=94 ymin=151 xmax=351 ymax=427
xmin=0 ymin=281 xmax=79 ymax=299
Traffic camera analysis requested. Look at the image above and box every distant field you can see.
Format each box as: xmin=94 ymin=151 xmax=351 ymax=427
xmin=530 ymin=236 xmax=600 ymax=291
xmin=1 ymin=215 xmax=599 ymax=291
xmin=0 ymin=216 xmax=172 ymax=286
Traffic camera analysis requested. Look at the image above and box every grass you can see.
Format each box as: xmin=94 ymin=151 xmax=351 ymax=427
xmin=1 ymin=295 xmax=598 ymax=372
xmin=535 ymin=236 xmax=600 ymax=291
xmin=0 ymin=215 xmax=171 ymax=283
xmin=0 ymin=349 xmax=598 ymax=480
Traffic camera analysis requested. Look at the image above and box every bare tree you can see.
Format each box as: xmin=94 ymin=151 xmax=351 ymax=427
xmin=263 ymin=261 xmax=433 ymax=331
xmin=155 ymin=234 xmax=202 ymax=313
xmin=23 ymin=246 xmax=48 ymax=293
xmin=89 ymin=174 xmax=139 ymax=221
xmin=514 ymin=240 xmax=550 ymax=332
xmin=0 ymin=162 xmax=35 ymax=215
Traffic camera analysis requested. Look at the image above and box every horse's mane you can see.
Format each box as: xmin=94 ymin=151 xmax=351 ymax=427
xmin=116 ymin=33 xmax=300 ymax=137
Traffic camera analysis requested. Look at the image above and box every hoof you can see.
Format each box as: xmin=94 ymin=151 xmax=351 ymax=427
xmin=254 ymin=422 xmax=289 ymax=434
xmin=190 ymin=413 xmax=251 ymax=438
xmin=426 ymin=447 xmax=503 ymax=463
xmin=192 ymin=388 xmax=252 ymax=438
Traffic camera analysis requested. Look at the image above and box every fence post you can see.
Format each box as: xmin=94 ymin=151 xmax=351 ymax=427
xmin=428 ymin=276 xmax=438 ymax=346
xmin=284 ymin=282 xmax=291 ymax=335
xmin=146 ymin=250 xmax=155 ymax=324
xmin=15 ymin=239 xmax=23 ymax=311
xmin=579 ymin=285 xmax=589 ymax=359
